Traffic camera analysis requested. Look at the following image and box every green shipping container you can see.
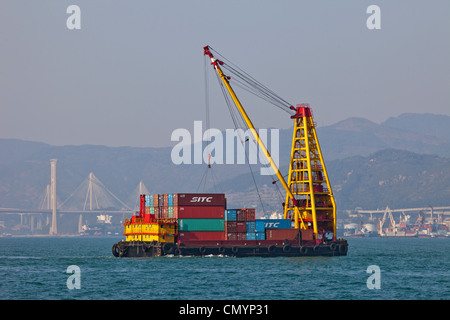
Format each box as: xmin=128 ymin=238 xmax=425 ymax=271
xmin=178 ymin=219 xmax=225 ymax=232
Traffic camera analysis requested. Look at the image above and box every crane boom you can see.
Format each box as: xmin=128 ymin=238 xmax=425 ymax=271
xmin=203 ymin=46 xmax=306 ymax=230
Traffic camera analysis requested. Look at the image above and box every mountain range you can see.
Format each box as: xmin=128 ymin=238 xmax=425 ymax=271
xmin=1 ymin=113 xmax=449 ymax=214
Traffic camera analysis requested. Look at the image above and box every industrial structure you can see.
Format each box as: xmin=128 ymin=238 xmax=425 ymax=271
xmin=0 ymin=159 xmax=135 ymax=236
xmin=111 ymin=45 xmax=348 ymax=257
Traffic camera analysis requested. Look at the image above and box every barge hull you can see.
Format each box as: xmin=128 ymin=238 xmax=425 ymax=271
xmin=112 ymin=240 xmax=348 ymax=258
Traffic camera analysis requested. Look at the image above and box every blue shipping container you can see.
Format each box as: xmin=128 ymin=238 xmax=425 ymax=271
xmin=256 ymin=219 xmax=291 ymax=229
xmin=246 ymin=232 xmax=256 ymax=240
xmin=246 ymin=221 xmax=255 ymax=232
xmin=149 ymin=195 xmax=153 ymax=206
xmin=225 ymin=209 xmax=237 ymax=221
xmin=255 ymin=220 xmax=265 ymax=232
xmin=145 ymin=195 xmax=150 ymax=207
xmin=255 ymin=232 xmax=265 ymax=240
xmin=168 ymin=194 xmax=173 ymax=206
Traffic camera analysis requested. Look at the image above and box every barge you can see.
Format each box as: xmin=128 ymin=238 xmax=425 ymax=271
xmin=112 ymin=45 xmax=349 ymax=257
xmin=112 ymin=193 xmax=348 ymax=258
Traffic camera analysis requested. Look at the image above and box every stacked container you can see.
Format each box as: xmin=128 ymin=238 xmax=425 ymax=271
xmin=255 ymin=219 xmax=293 ymax=240
xmin=143 ymin=193 xmax=178 ymax=220
xmin=140 ymin=193 xmax=227 ymax=241
xmin=176 ymin=193 xmax=226 ymax=242
xmin=143 ymin=194 xmax=226 ymax=218
xmin=225 ymin=208 xmax=258 ymax=240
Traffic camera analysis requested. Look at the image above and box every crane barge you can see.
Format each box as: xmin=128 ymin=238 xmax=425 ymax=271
xmin=112 ymin=46 xmax=348 ymax=257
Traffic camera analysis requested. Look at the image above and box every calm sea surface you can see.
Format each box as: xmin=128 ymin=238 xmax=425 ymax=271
xmin=0 ymin=237 xmax=448 ymax=300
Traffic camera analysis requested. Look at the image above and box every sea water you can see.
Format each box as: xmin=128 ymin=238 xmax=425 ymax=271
xmin=0 ymin=237 xmax=448 ymax=300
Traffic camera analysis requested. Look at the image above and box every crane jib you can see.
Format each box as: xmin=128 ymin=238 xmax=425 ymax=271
xmin=202 ymin=45 xmax=337 ymax=242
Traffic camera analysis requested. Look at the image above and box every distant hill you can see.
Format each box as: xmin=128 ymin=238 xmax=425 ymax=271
xmin=275 ymin=113 xmax=450 ymax=167
xmin=382 ymin=113 xmax=450 ymax=141
xmin=316 ymin=115 xmax=450 ymax=160
xmin=0 ymin=139 xmax=248 ymax=209
xmin=1 ymin=113 xmax=449 ymax=213
xmin=213 ymin=149 xmax=450 ymax=214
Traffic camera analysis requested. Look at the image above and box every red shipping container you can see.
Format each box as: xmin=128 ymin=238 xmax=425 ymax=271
xmin=237 ymin=232 xmax=246 ymax=240
xmin=177 ymin=206 xmax=225 ymax=219
xmin=236 ymin=222 xmax=246 ymax=233
xmin=226 ymin=221 xmax=237 ymax=233
xmin=227 ymin=233 xmax=237 ymax=241
xmin=153 ymin=194 xmax=159 ymax=207
xmin=300 ymin=229 xmax=314 ymax=241
xmin=237 ymin=210 xmax=246 ymax=221
xmin=154 ymin=207 xmax=161 ymax=219
xmin=178 ymin=231 xmax=225 ymax=241
xmin=161 ymin=207 xmax=168 ymax=219
xmin=175 ymin=193 xmax=226 ymax=207
xmin=173 ymin=193 xmax=178 ymax=206
xmin=245 ymin=209 xmax=256 ymax=221
xmin=265 ymin=228 xmax=299 ymax=241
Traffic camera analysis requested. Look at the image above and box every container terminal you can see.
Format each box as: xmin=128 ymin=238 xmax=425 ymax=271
xmin=112 ymin=46 xmax=348 ymax=257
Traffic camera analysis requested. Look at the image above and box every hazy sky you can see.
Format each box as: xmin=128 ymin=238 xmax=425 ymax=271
xmin=1 ymin=1 xmax=449 ymax=147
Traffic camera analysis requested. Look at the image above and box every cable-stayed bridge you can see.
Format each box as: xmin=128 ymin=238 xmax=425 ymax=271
xmin=0 ymin=159 xmax=149 ymax=235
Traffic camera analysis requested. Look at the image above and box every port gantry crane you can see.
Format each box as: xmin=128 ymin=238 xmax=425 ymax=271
xmin=204 ymin=45 xmax=337 ymax=243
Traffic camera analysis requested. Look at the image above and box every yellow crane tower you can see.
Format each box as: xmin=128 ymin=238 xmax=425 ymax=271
xmin=204 ymin=45 xmax=337 ymax=243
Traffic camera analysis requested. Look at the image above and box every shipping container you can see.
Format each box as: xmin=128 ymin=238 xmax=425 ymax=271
xmin=155 ymin=207 xmax=162 ymax=219
xmin=161 ymin=207 xmax=168 ymax=219
xmin=236 ymin=232 xmax=246 ymax=240
xmin=255 ymin=220 xmax=265 ymax=232
xmin=227 ymin=233 xmax=237 ymax=241
xmin=255 ymin=232 xmax=265 ymax=240
xmin=173 ymin=193 xmax=178 ymax=206
xmin=265 ymin=228 xmax=299 ymax=241
xmin=225 ymin=209 xmax=237 ymax=221
xmin=148 ymin=194 xmax=153 ymax=207
xmin=246 ymin=232 xmax=256 ymax=240
xmin=237 ymin=210 xmax=246 ymax=221
xmin=177 ymin=206 xmax=224 ymax=219
xmin=178 ymin=219 xmax=225 ymax=232
xmin=257 ymin=219 xmax=291 ymax=229
xmin=246 ymin=221 xmax=256 ymax=232
xmin=158 ymin=194 xmax=164 ymax=207
xmin=236 ymin=221 xmax=246 ymax=233
xmin=300 ymin=229 xmax=314 ymax=241
xmin=175 ymin=193 xmax=226 ymax=207
xmin=226 ymin=221 xmax=237 ymax=233
xmin=153 ymin=194 xmax=159 ymax=207
xmin=145 ymin=194 xmax=151 ymax=207
xmin=245 ymin=208 xmax=256 ymax=221
xmin=178 ymin=231 xmax=225 ymax=241
xmin=168 ymin=193 xmax=174 ymax=206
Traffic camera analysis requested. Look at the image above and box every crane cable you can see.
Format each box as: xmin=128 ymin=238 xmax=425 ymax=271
xmin=209 ymin=48 xmax=295 ymax=211
xmin=197 ymin=54 xmax=219 ymax=192
xmin=207 ymin=46 xmax=294 ymax=115
xmin=212 ymin=64 xmax=268 ymax=217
